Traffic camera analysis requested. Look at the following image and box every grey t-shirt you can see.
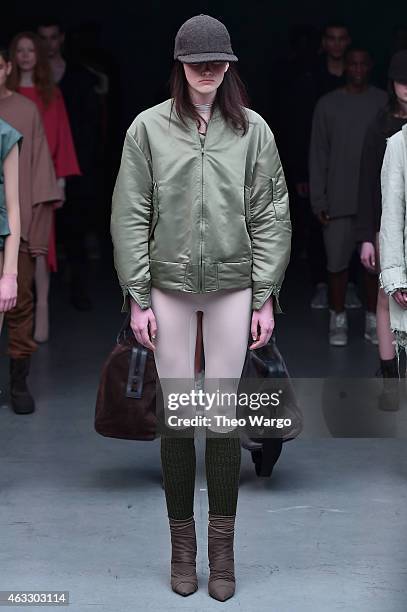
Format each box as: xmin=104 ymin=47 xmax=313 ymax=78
xmin=309 ymin=86 xmax=388 ymax=218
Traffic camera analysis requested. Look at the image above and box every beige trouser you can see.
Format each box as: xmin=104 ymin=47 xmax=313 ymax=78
xmin=150 ymin=286 xmax=253 ymax=433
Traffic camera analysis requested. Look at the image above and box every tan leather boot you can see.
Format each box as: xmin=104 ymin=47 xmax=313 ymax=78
xmin=168 ymin=516 xmax=198 ymax=596
xmin=208 ymin=513 xmax=236 ymax=601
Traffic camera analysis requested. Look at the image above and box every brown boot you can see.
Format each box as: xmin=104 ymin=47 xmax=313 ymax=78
xmin=9 ymin=357 xmax=35 ymax=414
xmin=168 ymin=516 xmax=198 ymax=596
xmin=208 ymin=513 xmax=236 ymax=601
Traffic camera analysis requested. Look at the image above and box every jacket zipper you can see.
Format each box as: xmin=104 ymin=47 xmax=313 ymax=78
xmin=197 ymin=115 xmax=212 ymax=292
xmin=200 ymin=138 xmax=204 ymax=291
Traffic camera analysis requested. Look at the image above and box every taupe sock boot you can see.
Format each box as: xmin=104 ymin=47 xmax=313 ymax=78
xmin=168 ymin=516 xmax=198 ymax=596
xmin=208 ymin=513 xmax=236 ymax=601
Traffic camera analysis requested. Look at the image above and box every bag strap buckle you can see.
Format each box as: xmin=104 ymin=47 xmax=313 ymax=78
xmin=126 ymin=346 xmax=148 ymax=398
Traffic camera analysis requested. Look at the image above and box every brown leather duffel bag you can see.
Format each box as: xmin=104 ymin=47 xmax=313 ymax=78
xmin=94 ymin=314 xmax=158 ymax=440
xmin=95 ymin=317 xmax=302 ymax=449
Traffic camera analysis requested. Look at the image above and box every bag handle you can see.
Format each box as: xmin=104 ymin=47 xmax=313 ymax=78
xmin=116 ymin=313 xmax=149 ymax=399
xmin=117 ymin=312 xmax=132 ymax=344
xmin=126 ymin=345 xmax=148 ymax=398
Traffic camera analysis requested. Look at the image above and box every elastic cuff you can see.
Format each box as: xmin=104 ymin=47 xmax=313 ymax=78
xmin=121 ymin=286 xmax=151 ymax=312
xmin=252 ymin=283 xmax=283 ymax=313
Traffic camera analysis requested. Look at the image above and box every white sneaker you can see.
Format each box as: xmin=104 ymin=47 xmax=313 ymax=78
xmin=329 ymin=310 xmax=348 ymax=346
xmin=345 ymin=282 xmax=362 ymax=309
xmin=311 ymin=283 xmax=328 ymax=309
xmin=365 ymin=312 xmax=378 ymax=345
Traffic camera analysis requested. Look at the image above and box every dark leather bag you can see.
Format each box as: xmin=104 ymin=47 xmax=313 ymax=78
xmin=238 ymin=334 xmax=303 ymax=477
xmin=94 ymin=314 xmax=159 ymax=440
xmin=238 ymin=334 xmax=303 ymax=442
xmin=95 ymin=316 xmax=302 ymax=447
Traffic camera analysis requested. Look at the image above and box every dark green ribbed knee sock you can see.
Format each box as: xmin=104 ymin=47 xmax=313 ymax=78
xmin=160 ymin=434 xmax=196 ymax=520
xmin=205 ymin=434 xmax=241 ymax=516
xmin=160 ymin=432 xmax=241 ymax=519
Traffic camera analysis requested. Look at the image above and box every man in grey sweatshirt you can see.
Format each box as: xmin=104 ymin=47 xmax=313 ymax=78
xmin=309 ymin=47 xmax=387 ymax=346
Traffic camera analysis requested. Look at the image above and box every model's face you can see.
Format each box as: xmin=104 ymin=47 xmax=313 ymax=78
xmin=345 ymin=51 xmax=372 ymax=86
xmin=394 ymin=81 xmax=407 ymax=104
xmin=0 ymin=55 xmax=12 ymax=88
xmin=322 ymin=27 xmax=351 ymax=60
xmin=38 ymin=25 xmax=64 ymax=58
xmin=15 ymin=38 xmax=37 ymax=72
xmin=183 ymin=61 xmax=229 ymax=97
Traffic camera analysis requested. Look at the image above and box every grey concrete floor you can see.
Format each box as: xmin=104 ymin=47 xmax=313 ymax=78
xmin=1 ymin=256 xmax=407 ymax=611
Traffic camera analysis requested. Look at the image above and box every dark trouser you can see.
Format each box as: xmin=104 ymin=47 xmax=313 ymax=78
xmin=292 ymin=195 xmax=327 ymax=285
xmin=5 ymin=251 xmax=37 ymax=359
xmin=308 ymin=210 xmax=327 ymax=285
xmin=56 ymin=197 xmax=94 ymax=289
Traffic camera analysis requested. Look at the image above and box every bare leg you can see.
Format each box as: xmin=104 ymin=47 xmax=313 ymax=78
xmin=376 ymin=288 xmax=395 ymax=359
xmin=34 ymin=255 xmax=50 ymax=343
xmin=375 ymin=233 xmax=396 ymax=360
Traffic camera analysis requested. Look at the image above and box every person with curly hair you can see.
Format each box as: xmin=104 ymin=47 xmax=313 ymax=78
xmin=8 ymin=31 xmax=80 ymax=342
xmin=0 ymin=45 xmax=60 ymax=413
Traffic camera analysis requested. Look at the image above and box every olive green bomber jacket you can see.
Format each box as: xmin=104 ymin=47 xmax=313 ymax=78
xmin=111 ymin=98 xmax=291 ymax=313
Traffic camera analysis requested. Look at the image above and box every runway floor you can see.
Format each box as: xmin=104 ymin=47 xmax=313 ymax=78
xmin=1 ymin=255 xmax=406 ymax=611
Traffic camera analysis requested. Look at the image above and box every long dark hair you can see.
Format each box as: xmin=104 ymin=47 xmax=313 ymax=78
xmin=169 ymin=61 xmax=250 ymax=135
xmin=380 ymin=78 xmax=407 ymax=136
xmin=8 ymin=31 xmax=55 ymax=107
xmin=0 ymin=46 xmax=10 ymax=62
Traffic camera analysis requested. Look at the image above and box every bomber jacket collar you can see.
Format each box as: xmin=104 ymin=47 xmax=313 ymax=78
xmin=173 ymin=99 xmax=223 ymax=132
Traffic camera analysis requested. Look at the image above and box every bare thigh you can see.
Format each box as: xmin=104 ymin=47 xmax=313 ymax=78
xmin=201 ymin=288 xmax=252 ymax=379
xmin=150 ymin=287 xmax=253 ymax=430
xmin=150 ymin=287 xmax=252 ymax=380
xmin=201 ymin=287 xmax=252 ymax=431
xmin=150 ymin=287 xmax=199 ymax=380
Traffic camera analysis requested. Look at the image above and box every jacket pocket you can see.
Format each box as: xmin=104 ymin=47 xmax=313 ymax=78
xmin=271 ymin=177 xmax=284 ymax=221
xmin=244 ymin=184 xmax=252 ymax=238
xmin=148 ymin=181 xmax=159 ymax=240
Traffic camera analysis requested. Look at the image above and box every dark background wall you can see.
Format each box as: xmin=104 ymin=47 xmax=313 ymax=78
xmin=4 ymin=0 xmax=407 ymax=134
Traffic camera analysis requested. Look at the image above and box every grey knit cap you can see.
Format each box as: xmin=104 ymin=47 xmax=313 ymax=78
xmin=174 ymin=14 xmax=238 ymax=63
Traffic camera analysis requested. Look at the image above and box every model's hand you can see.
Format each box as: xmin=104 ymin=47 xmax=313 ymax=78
xmin=130 ymin=297 xmax=157 ymax=351
xmin=360 ymin=241 xmax=376 ymax=271
xmin=0 ymin=273 xmax=18 ymax=312
xmin=249 ymin=296 xmax=275 ymax=349
xmin=392 ymin=290 xmax=407 ymax=309
xmin=317 ymin=210 xmax=330 ymax=226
